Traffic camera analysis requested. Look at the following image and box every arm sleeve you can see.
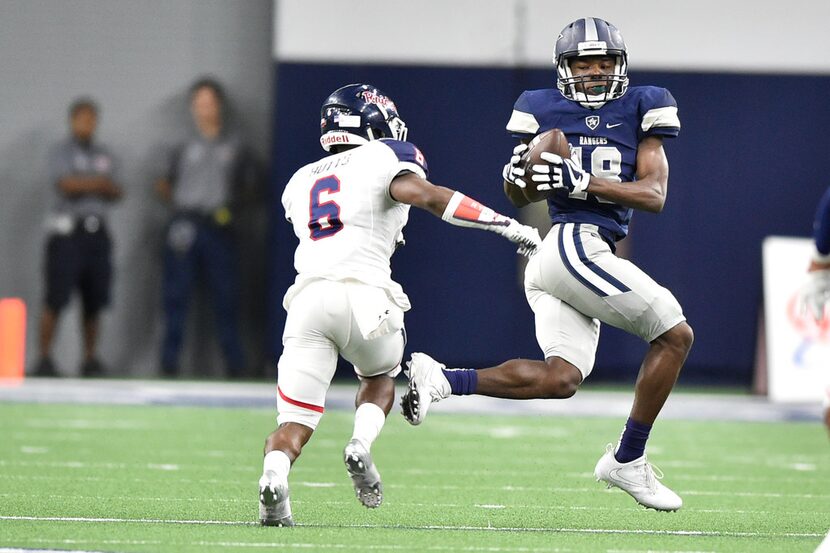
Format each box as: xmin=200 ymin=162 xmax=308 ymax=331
xmin=441 ymin=191 xmax=512 ymax=233
xmin=813 ymin=186 xmax=830 ymax=258
xmin=506 ymin=91 xmax=540 ymax=139
xmin=640 ymin=88 xmax=681 ymax=139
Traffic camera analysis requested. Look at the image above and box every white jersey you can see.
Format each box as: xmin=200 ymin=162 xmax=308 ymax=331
xmin=281 ymin=139 xmax=429 ymax=311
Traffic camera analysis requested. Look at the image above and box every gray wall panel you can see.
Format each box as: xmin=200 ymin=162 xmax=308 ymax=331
xmin=0 ymin=0 xmax=273 ymax=377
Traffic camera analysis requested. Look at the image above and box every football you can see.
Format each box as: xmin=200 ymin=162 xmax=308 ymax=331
xmin=519 ymin=128 xmax=571 ymax=203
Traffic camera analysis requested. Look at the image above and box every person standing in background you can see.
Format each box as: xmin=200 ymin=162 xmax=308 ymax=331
xmin=155 ymin=77 xmax=258 ymax=379
xmin=32 ymin=98 xmax=123 ymax=378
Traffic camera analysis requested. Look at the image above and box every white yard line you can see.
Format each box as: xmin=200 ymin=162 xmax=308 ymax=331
xmin=1 ymin=493 xmax=827 ymax=516
xmin=0 ymin=516 xmax=823 ymax=538
xmin=10 ymin=540 xmax=577 ymax=553
xmin=1 ymin=471 xmax=828 ymax=501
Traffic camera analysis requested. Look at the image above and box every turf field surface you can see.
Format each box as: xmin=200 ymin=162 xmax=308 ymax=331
xmin=0 ymin=399 xmax=827 ymax=552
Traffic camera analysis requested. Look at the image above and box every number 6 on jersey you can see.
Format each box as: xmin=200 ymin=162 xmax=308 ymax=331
xmin=308 ymin=175 xmax=343 ymax=240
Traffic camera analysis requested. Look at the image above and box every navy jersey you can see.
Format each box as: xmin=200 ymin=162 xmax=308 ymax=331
xmin=506 ymin=86 xmax=680 ymax=242
xmin=814 ymin=186 xmax=830 ymax=256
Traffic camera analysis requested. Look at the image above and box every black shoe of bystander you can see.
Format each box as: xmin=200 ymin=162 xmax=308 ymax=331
xmin=32 ymin=357 xmax=59 ymax=377
xmin=80 ymin=358 xmax=106 ymax=378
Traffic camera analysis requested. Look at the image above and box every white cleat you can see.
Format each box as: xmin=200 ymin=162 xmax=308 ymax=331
xmin=400 ymin=352 xmax=451 ymax=426
xmin=259 ymin=470 xmax=294 ymax=526
xmin=343 ymin=439 xmax=383 ymax=508
xmin=594 ymin=444 xmax=682 ymax=512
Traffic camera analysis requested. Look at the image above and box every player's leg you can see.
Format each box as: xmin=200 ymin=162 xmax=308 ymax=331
xmin=546 ymin=224 xmax=691 ymax=510
xmin=261 ymin=422 xmax=312 ymax=527
xmin=260 ymin=345 xmax=335 ymax=526
xmin=342 ymin=373 xmax=395 ymax=508
xmin=627 ymin=321 xmax=693 ymax=425
xmin=339 ymin=287 xmax=405 ymax=508
xmin=401 ymin=260 xmax=596 ymax=424
xmin=260 ymin=280 xmax=341 ymax=526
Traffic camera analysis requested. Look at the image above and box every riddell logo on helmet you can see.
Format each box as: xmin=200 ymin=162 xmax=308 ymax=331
xmin=361 ymin=91 xmax=396 ymax=111
xmin=321 ymin=133 xmax=351 ymax=146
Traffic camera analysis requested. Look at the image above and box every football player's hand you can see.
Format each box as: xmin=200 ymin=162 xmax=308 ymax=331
xmin=530 ymin=152 xmax=591 ymax=194
xmin=502 ymin=143 xmax=528 ymax=188
xmin=796 ymin=269 xmax=830 ymax=321
xmin=500 ymin=219 xmax=542 ymax=258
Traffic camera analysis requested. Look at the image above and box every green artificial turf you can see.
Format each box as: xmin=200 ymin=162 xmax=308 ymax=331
xmin=0 ymin=402 xmax=827 ymax=552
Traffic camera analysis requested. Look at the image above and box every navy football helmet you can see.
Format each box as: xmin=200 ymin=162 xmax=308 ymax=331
xmin=319 ymin=84 xmax=408 ymax=152
xmin=554 ymin=17 xmax=629 ymax=109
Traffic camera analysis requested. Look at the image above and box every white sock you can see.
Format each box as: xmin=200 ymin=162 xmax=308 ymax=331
xmin=263 ymin=450 xmax=291 ymax=478
xmin=351 ymin=402 xmax=386 ymax=449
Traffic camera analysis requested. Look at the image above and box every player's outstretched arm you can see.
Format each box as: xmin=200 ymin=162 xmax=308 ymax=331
xmin=390 ymin=172 xmax=541 ymax=256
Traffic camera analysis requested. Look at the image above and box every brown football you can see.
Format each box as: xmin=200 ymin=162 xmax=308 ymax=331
xmin=519 ymin=128 xmax=571 ymax=203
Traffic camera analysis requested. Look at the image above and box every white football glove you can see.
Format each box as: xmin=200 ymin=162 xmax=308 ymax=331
xmin=530 ymin=151 xmax=591 ymax=194
xmin=498 ymin=219 xmax=542 ymax=258
xmin=502 ymin=143 xmax=528 ymax=188
xmin=796 ymin=269 xmax=830 ymax=321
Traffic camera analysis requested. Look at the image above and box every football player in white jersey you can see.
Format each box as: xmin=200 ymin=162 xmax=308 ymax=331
xmin=401 ymin=18 xmax=694 ymax=512
xmin=258 ymin=83 xmax=541 ymax=526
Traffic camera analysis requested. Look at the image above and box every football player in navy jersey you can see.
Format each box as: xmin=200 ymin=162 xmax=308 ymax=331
xmin=795 ymin=185 xmax=830 ymax=434
xmin=258 ymin=83 xmax=540 ymax=526
xmin=401 ymin=18 xmax=694 ymax=512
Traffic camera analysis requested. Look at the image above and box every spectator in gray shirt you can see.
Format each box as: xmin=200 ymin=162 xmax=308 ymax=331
xmin=155 ymin=77 xmax=257 ymax=378
xmin=32 ymin=98 xmax=123 ymax=377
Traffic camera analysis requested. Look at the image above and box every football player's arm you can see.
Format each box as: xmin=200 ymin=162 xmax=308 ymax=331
xmin=502 ymin=140 xmax=532 ymax=208
xmin=389 ymin=172 xmax=453 ymax=216
xmin=389 ymin=172 xmax=541 ymax=255
xmin=583 ymin=136 xmax=668 ymax=213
